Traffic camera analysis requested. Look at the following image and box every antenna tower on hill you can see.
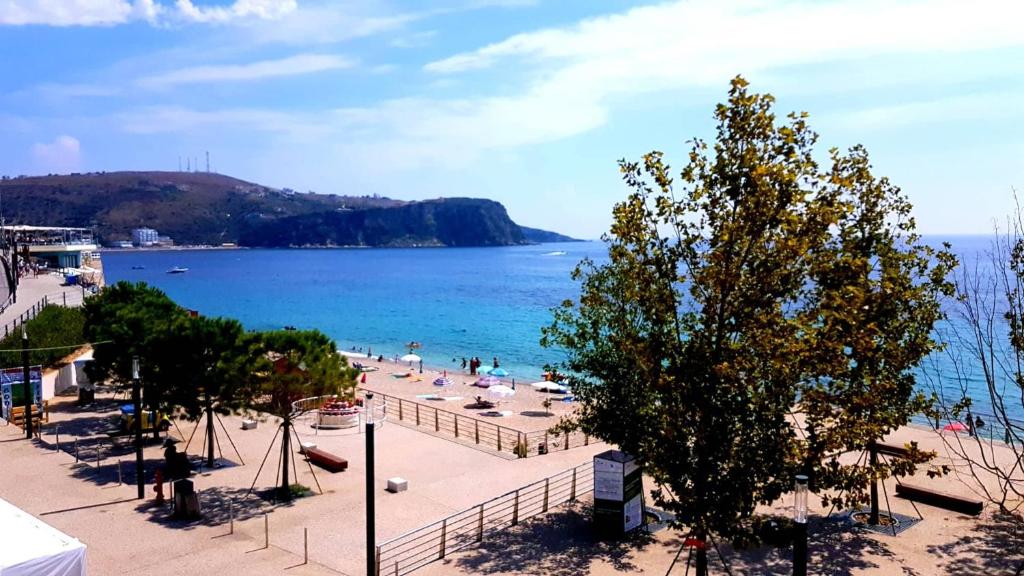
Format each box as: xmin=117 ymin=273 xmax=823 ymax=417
xmin=206 ymin=151 xmax=210 ymax=173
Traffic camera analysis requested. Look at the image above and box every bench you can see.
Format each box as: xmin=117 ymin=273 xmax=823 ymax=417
xmin=874 ymin=442 xmax=914 ymax=459
xmin=9 ymin=402 xmax=49 ymax=428
xmin=301 ymin=446 xmax=348 ymax=472
xmin=895 ymin=483 xmax=983 ymax=516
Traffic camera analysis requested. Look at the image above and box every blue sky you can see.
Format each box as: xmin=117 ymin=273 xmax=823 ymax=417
xmin=1 ymin=0 xmax=1022 ymax=239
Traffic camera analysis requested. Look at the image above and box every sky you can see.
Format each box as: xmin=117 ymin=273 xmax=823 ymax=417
xmin=1 ymin=0 xmax=1022 ymax=239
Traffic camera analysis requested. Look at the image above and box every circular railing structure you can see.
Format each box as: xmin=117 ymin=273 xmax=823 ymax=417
xmin=291 ymin=395 xmax=387 ymax=431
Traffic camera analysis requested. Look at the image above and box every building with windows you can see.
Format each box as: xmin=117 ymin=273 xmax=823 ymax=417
xmin=131 ymin=228 xmax=159 ymax=247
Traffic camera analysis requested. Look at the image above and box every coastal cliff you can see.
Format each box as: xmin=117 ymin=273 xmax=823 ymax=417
xmin=0 ymin=171 xmax=566 ymax=247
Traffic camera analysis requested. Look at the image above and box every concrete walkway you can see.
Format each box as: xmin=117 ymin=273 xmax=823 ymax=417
xmin=0 ymin=272 xmax=85 ymax=337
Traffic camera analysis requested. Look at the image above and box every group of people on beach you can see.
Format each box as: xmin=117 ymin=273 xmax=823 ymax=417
xmin=462 ymin=356 xmax=499 ymax=375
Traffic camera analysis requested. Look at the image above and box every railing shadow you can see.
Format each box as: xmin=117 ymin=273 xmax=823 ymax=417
xmin=446 ymin=502 xmax=652 ymax=576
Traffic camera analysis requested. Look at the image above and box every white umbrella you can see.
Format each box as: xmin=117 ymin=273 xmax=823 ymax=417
xmin=400 ymin=353 xmax=421 ymax=363
xmin=530 ymin=381 xmax=569 ymax=393
xmin=487 ymin=384 xmax=516 ymax=401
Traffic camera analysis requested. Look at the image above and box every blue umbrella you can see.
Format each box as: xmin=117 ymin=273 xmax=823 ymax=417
xmin=490 ymin=368 xmax=510 ymax=377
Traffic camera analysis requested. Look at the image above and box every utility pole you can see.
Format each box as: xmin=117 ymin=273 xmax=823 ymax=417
xmin=205 ymin=151 xmax=210 ymax=173
xmin=366 ymin=392 xmax=376 ymax=576
xmin=132 ymin=357 xmax=144 ymax=499
xmin=22 ymin=326 xmax=32 ymax=439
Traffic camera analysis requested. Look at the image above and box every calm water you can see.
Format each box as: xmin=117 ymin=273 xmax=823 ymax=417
xmin=101 ymin=236 xmax=1022 ymax=421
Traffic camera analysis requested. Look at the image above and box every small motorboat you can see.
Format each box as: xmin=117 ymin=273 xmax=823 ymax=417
xmin=167 ymin=267 xmax=188 ymax=274
xmin=130 ymin=265 xmax=145 ymax=270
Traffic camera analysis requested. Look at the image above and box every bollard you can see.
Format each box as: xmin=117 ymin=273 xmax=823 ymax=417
xmin=304 ymin=527 xmax=308 ymax=565
xmin=229 ymin=499 xmax=235 ymax=534
xmin=55 ymin=424 xmax=60 ymax=453
xmin=264 ymin=513 xmax=269 ymax=549
xmin=118 ymin=460 xmax=123 ymax=485
xmin=74 ymin=438 xmax=79 ymax=462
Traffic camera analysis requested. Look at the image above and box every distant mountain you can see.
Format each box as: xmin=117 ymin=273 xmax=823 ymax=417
xmin=0 ymin=171 xmax=570 ymax=248
xmin=519 ymin=226 xmax=583 ymax=243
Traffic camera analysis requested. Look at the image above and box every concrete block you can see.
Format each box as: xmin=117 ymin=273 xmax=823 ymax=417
xmin=387 ymin=477 xmax=408 ymax=493
xmin=241 ymin=419 xmax=258 ymax=430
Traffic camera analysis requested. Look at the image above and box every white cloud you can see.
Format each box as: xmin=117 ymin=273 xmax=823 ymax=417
xmin=137 ymin=53 xmax=355 ymax=88
xmin=0 ymin=0 xmax=293 ymax=26
xmin=833 ymin=92 xmax=1024 ymax=131
xmin=173 ymin=0 xmax=296 ymax=23
xmin=31 ymin=135 xmax=82 ymax=173
xmin=390 ymin=30 xmax=437 ymax=49
xmin=0 ymin=0 xmax=144 ymax=26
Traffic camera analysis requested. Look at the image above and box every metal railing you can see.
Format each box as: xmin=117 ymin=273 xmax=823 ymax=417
xmin=365 ymin=390 xmax=596 ymax=457
xmin=376 ymin=461 xmax=594 ymax=576
xmin=1 ymin=295 xmax=50 ymax=339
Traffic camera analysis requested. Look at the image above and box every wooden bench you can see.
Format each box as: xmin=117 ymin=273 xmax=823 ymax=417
xmin=301 ymin=446 xmax=348 ymax=472
xmin=895 ymin=483 xmax=983 ymax=516
xmin=9 ymin=402 xmax=49 ymax=428
xmin=874 ymin=441 xmax=913 ymax=459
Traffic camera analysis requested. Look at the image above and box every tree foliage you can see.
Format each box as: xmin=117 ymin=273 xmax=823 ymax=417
xmin=0 ymin=305 xmax=85 ymax=368
xmin=542 ymin=77 xmax=953 ymax=544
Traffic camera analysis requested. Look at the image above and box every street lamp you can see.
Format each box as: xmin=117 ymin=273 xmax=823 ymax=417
xmin=132 ymin=356 xmax=144 ymax=499
xmin=21 ymin=325 xmax=32 ymax=440
xmin=793 ymin=474 xmax=808 ymax=576
xmin=365 ymin=392 xmax=376 ymax=576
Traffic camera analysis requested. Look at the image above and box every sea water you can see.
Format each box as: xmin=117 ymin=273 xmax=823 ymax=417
xmin=101 ymin=237 xmax=1022 ymax=422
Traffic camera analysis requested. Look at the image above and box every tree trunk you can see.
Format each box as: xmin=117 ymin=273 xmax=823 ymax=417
xmin=280 ymin=419 xmax=291 ymax=499
xmin=869 ymin=442 xmax=879 ymax=525
xmin=205 ymin=392 xmax=215 ymax=468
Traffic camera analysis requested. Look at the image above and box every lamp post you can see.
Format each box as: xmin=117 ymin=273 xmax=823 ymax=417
xmin=365 ymin=392 xmax=376 ymax=576
xmin=21 ymin=325 xmax=32 ymax=439
xmin=793 ymin=474 xmax=808 ymax=576
xmin=132 ymin=357 xmax=145 ymax=499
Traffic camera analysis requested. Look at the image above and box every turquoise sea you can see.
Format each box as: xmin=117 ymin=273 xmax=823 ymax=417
xmin=101 ymin=237 xmax=1022 ymax=422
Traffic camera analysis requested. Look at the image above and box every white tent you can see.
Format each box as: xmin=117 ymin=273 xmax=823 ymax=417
xmin=0 ymin=498 xmax=86 ymax=576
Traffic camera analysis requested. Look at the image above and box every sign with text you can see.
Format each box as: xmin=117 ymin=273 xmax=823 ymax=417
xmin=1 ymin=366 xmax=42 ymax=420
xmin=593 ymin=450 xmax=643 ymax=538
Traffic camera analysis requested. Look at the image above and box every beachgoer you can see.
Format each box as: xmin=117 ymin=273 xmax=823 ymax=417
xmin=377 ymin=355 xmax=383 ymax=362
xmin=493 ymin=357 xmax=499 ymax=368
xmin=461 ymin=357 xmax=467 ymax=370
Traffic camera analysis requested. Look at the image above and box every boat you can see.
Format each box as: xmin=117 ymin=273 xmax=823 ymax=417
xmin=542 ymin=251 xmax=567 ymax=256
xmin=130 ymin=265 xmax=145 ymax=270
xmin=167 ymin=267 xmax=188 ymax=274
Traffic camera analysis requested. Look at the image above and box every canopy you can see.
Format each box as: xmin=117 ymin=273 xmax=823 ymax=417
xmin=474 ymin=375 xmax=500 ymax=388
xmin=400 ymin=354 xmax=421 ymax=363
xmin=489 ymin=368 xmax=509 ymax=377
xmin=0 ymin=497 xmax=86 ymax=576
xmin=943 ymin=421 xmax=969 ymax=433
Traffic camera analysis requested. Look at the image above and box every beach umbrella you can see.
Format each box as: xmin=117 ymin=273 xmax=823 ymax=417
xmin=400 ymin=353 xmax=421 ymax=364
xmin=943 ymin=421 xmax=969 ymax=433
xmin=487 ymin=384 xmax=516 ymax=404
xmin=433 ymin=377 xmax=454 ymax=388
xmin=489 ymin=367 xmax=510 ymax=377
xmin=529 ymin=381 xmax=568 ymax=393
xmin=474 ymin=375 xmax=500 ymax=388
xmin=477 ymin=366 xmax=492 ymax=375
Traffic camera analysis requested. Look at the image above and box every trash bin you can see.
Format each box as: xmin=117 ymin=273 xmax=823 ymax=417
xmin=173 ymin=479 xmax=201 ymax=519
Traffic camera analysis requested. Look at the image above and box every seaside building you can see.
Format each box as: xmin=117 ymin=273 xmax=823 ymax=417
xmin=1 ymin=225 xmax=102 ymax=303
xmin=131 ymin=227 xmax=159 ymax=247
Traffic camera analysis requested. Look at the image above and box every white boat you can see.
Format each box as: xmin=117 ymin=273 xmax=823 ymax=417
xmin=167 ymin=267 xmax=188 ymax=274
xmin=542 ymin=251 xmax=567 ymax=256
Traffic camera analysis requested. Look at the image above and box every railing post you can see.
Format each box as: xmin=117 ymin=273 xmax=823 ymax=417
xmin=439 ymin=518 xmax=447 ymax=559
xmin=543 ymin=478 xmax=549 ymax=513
xmin=565 ymin=432 xmax=570 ymax=451
xmin=584 ymin=434 xmax=589 ymax=446
xmin=398 ymin=399 xmax=403 ymax=421
xmin=497 ymin=426 xmax=502 ymax=451
xmin=454 ymin=415 xmax=459 ymax=438
xmin=512 ymin=490 xmax=519 ymax=525
xmin=474 ymin=421 xmax=479 ymax=444
xmin=570 ymin=468 xmax=577 ymax=502
xmin=544 ymin=431 xmax=548 ymax=452
xmin=477 ymin=504 xmax=484 ymax=542
xmin=434 ymin=408 xmax=439 ymax=432
xmin=416 ymin=404 xmax=420 ymax=426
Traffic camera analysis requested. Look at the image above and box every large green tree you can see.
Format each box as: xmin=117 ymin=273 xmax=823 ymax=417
xmin=246 ymin=329 xmax=356 ymax=498
xmin=84 ymin=281 xmax=189 ymax=435
xmin=543 ymin=77 xmax=952 ymax=569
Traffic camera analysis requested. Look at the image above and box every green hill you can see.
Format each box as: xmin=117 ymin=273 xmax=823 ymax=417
xmin=0 ymin=171 xmax=565 ymax=248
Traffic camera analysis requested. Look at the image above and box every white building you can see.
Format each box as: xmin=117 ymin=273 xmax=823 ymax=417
xmin=131 ymin=228 xmax=159 ymax=246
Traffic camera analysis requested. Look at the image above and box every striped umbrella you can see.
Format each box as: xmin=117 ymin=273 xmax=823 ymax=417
xmin=474 ymin=375 xmax=500 ymax=388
